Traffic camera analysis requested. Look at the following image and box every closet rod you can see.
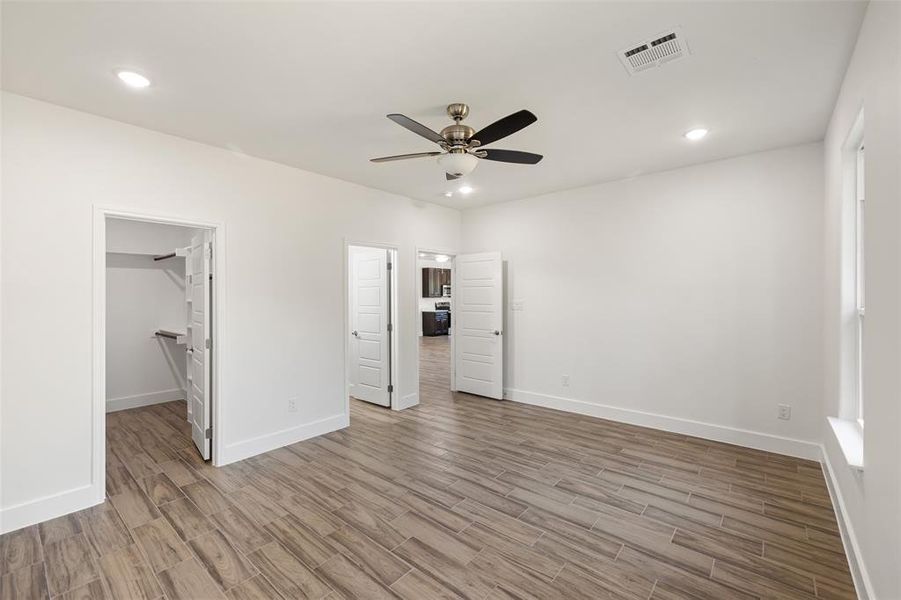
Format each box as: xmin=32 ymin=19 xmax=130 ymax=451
xmin=154 ymin=330 xmax=180 ymax=340
xmin=153 ymin=252 xmax=177 ymax=262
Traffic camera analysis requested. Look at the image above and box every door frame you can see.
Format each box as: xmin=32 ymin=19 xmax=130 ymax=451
xmin=415 ymin=246 xmax=458 ymax=395
xmin=344 ymin=240 xmax=399 ymax=413
xmin=92 ymin=205 xmax=227 ymax=504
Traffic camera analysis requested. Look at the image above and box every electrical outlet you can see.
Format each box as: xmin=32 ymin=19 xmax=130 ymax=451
xmin=778 ymin=404 xmax=791 ymax=420
xmin=288 ymin=397 xmax=298 ymax=413
xmin=561 ymin=374 xmax=570 ymax=387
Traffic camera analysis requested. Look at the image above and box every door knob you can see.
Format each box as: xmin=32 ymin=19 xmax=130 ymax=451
xmin=493 ymin=330 xmax=501 ymax=336
xmin=352 ymin=330 xmax=359 ymax=337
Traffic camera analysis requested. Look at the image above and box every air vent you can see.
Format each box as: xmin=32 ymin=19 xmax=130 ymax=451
xmin=618 ymin=28 xmax=689 ymax=75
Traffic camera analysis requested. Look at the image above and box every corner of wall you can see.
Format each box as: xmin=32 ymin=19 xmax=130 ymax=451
xmin=216 ymin=412 xmax=348 ymax=466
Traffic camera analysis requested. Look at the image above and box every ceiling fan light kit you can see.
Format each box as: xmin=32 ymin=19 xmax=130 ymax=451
xmin=371 ymin=103 xmax=543 ymax=182
xmin=437 ymin=152 xmax=479 ymax=177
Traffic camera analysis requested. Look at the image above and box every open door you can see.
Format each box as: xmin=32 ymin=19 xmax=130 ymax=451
xmin=454 ymin=252 xmax=503 ymax=399
xmin=350 ymin=247 xmax=392 ymax=407
xmin=189 ymin=230 xmax=212 ymax=459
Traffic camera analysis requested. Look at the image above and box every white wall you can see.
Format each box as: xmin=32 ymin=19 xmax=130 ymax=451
xmin=0 ymin=92 xmax=460 ymax=532
xmin=463 ymin=143 xmax=825 ymax=458
xmin=105 ymin=219 xmax=195 ymax=411
xmin=822 ymin=2 xmax=900 ymax=598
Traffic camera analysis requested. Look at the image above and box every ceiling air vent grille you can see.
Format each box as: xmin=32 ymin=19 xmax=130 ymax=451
xmin=618 ymin=28 xmax=689 ymax=75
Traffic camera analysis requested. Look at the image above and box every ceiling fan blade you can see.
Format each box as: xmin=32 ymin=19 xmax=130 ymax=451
xmin=472 ymin=110 xmax=537 ymax=146
xmin=480 ymin=149 xmax=543 ymax=164
xmin=387 ymin=114 xmax=445 ymax=144
xmin=446 ymin=173 xmax=461 ymax=180
xmin=370 ymin=151 xmax=442 ymax=163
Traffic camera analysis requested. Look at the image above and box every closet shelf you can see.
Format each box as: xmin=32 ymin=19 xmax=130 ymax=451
xmin=154 ymin=247 xmax=188 ymax=262
xmin=155 ymin=329 xmax=187 ymax=344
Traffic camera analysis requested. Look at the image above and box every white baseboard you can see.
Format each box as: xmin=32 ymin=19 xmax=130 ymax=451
xmin=0 ymin=484 xmax=103 ymax=535
xmin=107 ymin=389 xmax=185 ymax=413
xmin=504 ymin=388 xmax=821 ymax=461
xmin=218 ymin=413 xmax=348 ymax=466
xmin=394 ymin=392 xmax=419 ymax=411
xmin=820 ymin=445 xmax=874 ymax=600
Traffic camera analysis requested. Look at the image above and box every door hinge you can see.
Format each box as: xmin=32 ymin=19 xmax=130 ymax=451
xmin=387 ymin=323 xmax=393 ymax=332
xmin=204 ymin=427 xmax=212 ymax=439
xmin=204 ymin=243 xmax=212 ymax=259
xmin=205 ymin=338 xmax=211 ymax=349
xmin=387 ymin=262 xmax=393 ymax=271
xmin=387 ymin=384 xmax=394 ymax=393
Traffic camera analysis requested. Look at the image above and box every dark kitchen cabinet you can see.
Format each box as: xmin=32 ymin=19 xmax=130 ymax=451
xmin=422 ymin=311 xmax=450 ymax=336
xmin=422 ymin=268 xmax=451 ymax=298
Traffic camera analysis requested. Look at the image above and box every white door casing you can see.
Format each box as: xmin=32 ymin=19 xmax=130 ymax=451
xmin=190 ymin=230 xmax=212 ymax=459
xmin=454 ymin=252 xmax=503 ymax=399
xmin=351 ymin=247 xmax=391 ymax=407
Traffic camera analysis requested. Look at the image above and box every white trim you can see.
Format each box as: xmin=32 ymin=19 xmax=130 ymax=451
xmin=504 ymin=388 xmax=821 ymax=461
xmin=826 ymin=416 xmax=864 ymax=471
xmin=219 ymin=413 xmax=348 ymax=466
xmin=106 ymin=390 xmax=186 ymax=413
xmin=820 ymin=444 xmax=874 ymax=600
xmin=0 ymin=485 xmax=101 ymax=535
xmin=395 ymin=392 xmax=420 ymax=411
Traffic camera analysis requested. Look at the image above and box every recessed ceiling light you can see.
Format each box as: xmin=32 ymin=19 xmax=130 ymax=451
xmin=458 ymin=185 xmax=473 ymax=195
xmin=444 ymin=192 xmax=453 ymax=198
xmin=116 ymin=70 xmax=151 ymax=88
xmin=684 ymin=128 xmax=708 ymax=141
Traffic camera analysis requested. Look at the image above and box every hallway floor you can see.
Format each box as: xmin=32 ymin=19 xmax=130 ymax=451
xmin=0 ymin=351 xmax=855 ymax=599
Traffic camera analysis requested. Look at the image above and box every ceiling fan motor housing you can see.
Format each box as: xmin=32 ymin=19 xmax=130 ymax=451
xmin=440 ymin=123 xmax=475 ymax=146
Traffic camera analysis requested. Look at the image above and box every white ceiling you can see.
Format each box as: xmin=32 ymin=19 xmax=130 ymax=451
xmin=1 ymin=1 xmax=866 ymax=209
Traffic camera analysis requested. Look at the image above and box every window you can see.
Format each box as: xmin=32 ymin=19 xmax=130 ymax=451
xmin=853 ymin=142 xmax=865 ymax=428
xmin=831 ymin=116 xmax=865 ymax=470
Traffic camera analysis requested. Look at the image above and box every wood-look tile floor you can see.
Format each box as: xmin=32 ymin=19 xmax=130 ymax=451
xmin=1 ymin=336 xmax=856 ymax=599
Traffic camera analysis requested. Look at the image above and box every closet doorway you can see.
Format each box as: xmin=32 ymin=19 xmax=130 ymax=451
xmin=96 ymin=210 xmax=223 ymax=505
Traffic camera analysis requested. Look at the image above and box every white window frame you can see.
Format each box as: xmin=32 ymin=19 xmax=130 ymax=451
xmin=830 ymin=112 xmax=865 ymax=472
xmin=853 ymin=142 xmax=865 ymax=429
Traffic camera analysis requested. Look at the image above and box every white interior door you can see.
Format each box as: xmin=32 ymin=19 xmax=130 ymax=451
xmin=189 ymin=230 xmax=212 ymax=459
xmin=350 ymin=247 xmax=391 ymax=407
xmin=454 ymin=252 xmax=503 ymax=399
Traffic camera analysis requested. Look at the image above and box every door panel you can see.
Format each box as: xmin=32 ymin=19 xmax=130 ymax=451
xmin=351 ymin=248 xmax=391 ymax=407
xmin=454 ymin=252 xmax=503 ymax=399
xmin=190 ymin=230 xmax=212 ymax=459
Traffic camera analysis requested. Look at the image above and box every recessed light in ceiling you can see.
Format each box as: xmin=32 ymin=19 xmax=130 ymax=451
xmin=116 ymin=70 xmax=151 ymax=88
xmin=444 ymin=192 xmax=453 ymax=198
xmin=458 ymin=185 xmax=473 ymax=195
xmin=684 ymin=128 xmax=708 ymax=141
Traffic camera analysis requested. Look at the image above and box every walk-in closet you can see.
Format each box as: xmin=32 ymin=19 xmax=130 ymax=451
xmin=105 ymin=217 xmax=214 ymax=466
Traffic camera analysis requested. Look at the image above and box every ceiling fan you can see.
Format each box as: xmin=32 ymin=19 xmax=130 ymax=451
xmin=370 ymin=103 xmax=542 ymax=180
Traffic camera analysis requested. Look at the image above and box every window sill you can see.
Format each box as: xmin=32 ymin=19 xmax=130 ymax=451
xmin=827 ymin=417 xmax=864 ymax=472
